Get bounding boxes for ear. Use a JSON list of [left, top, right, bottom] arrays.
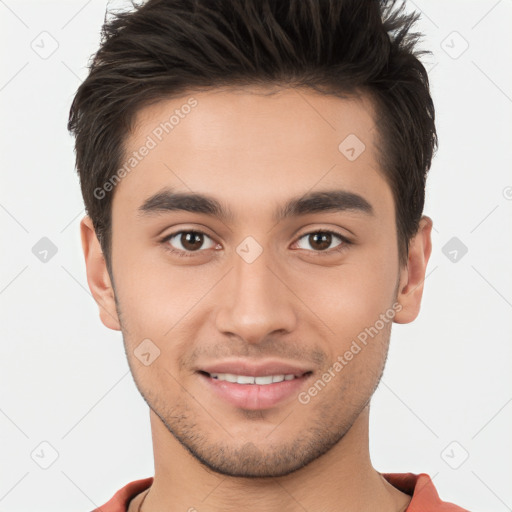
[[393, 215, 433, 324], [80, 215, 121, 331]]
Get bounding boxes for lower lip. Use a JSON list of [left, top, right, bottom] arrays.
[[197, 372, 312, 410]]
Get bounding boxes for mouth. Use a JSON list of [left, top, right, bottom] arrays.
[[196, 370, 314, 410]]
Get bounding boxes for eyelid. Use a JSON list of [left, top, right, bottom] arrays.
[[294, 227, 351, 243]]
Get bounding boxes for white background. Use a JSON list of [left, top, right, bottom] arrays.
[[0, 0, 511, 510]]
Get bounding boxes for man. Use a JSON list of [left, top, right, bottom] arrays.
[[68, 0, 470, 510]]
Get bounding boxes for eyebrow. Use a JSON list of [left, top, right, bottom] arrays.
[[137, 187, 374, 223]]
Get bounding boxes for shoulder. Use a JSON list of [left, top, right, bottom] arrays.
[[381, 472, 471, 511], [91, 477, 153, 512]]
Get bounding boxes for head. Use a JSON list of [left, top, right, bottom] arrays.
[[71, 0, 435, 478]]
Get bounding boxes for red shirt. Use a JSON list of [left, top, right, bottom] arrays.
[[92, 473, 470, 511]]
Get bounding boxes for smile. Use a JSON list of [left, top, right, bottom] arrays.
[[197, 370, 313, 410]]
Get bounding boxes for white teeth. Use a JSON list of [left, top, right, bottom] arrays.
[[209, 373, 298, 384], [236, 375, 255, 384], [255, 375, 273, 385]]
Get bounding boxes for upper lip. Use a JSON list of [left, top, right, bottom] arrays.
[[198, 359, 313, 377]]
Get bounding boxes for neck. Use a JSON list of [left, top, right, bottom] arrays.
[[134, 406, 411, 512]]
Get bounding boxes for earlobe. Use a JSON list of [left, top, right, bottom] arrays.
[[393, 215, 433, 324], [80, 216, 121, 331]]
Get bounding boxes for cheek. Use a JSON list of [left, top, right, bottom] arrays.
[[112, 256, 220, 378], [113, 245, 213, 327], [301, 257, 397, 384], [311, 261, 397, 334]]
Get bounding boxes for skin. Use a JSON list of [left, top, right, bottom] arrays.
[[81, 86, 432, 512]]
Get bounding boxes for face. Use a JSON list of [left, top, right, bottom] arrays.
[[82, 86, 431, 478]]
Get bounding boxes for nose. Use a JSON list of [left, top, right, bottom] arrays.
[[214, 245, 298, 345]]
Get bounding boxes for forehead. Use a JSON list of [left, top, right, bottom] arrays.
[[114, 86, 390, 219]]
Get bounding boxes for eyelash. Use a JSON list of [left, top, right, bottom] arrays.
[[160, 229, 352, 258]]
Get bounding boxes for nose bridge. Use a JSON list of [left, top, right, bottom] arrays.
[[215, 239, 297, 342]]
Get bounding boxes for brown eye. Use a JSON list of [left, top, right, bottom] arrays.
[[164, 230, 216, 254], [295, 230, 347, 253], [180, 232, 204, 251], [309, 232, 332, 251]]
